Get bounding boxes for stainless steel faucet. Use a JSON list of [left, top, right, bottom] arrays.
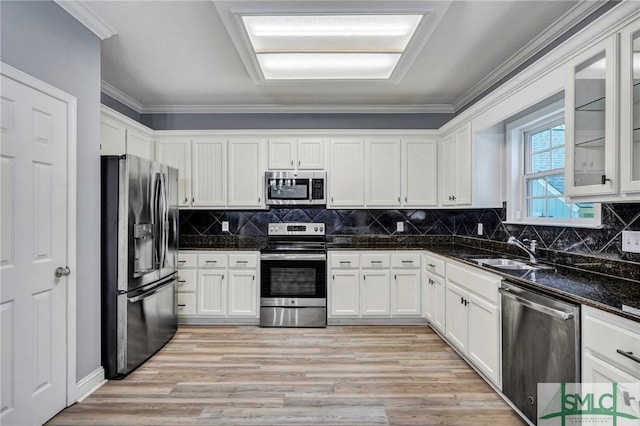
[[507, 236, 538, 264]]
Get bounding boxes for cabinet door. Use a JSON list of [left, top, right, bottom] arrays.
[[297, 138, 325, 169], [425, 275, 436, 323], [582, 351, 639, 384], [467, 292, 500, 385], [361, 270, 390, 316], [445, 282, 468, 353], [366, 139, 401, 206], [433, 274, 446, 333], [565, 36, 617, 197], [100, 115, 126, 155], [329, 139, 365, 207], [454, 125, 472, 205], [403, 139, 438, 206], [268, 138, 296, 170], [228, 138, 264, 207], [228, 270, 257, 317], [620, 20, 640, 193], [329, 270, 360, 317], [126, 128, 154, 160], [197, 269, 226, 316], [157, 138, 191, 207], [192, 138, 227, 207], [391, 270, 421, 316], [439, 134, 457, 206]]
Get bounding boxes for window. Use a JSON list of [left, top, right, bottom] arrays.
[[504, 100, 601, 228]]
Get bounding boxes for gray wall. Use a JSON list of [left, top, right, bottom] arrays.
[[1, 1, 101, 381]]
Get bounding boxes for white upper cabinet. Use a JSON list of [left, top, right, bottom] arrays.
[[439, 124, 472, 206], [402, 138, 438, 207], [329, 138, 365, 207], [191, 138, 227, 207], [620, 19, 640, 193], [100, 106, 154, 160], [156, 137, 191, 207], [365, 138, 401, 207], [565, 36, 618, 197], [268, 137, 325, 170], [228, 138, 265, 208]]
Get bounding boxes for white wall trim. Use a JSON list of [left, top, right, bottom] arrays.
[[101, 104, 153, 136], [75, 367, 106, 403], [101, 81, 144, 113], [53, 1, 116, 40], [154, 128, 440, 138], [139, 104, 455, 114], [0, 62, 78, 407], [452, 1, 606, 111]]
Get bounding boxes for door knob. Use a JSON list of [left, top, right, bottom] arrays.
[[55, 266, 71, 278]]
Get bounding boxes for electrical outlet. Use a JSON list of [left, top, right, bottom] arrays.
[[622, 230, 640, 253], [477, 223, 483, 235], [396, 222, 404, 232], [222, 221, 229, 232]]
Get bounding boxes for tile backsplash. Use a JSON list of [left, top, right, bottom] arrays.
[[179, 203, 640, 262]]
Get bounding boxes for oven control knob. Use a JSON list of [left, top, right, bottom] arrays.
[[290, 300, 295, 304], [314, 227, 318, 232], [319, 226, 324, 232]]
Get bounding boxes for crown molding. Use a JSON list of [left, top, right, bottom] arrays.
[[101, 81, 144, 113], [53, 1, 116, 40], [451, 0, 607, 111], [139, 104, 455, 114]]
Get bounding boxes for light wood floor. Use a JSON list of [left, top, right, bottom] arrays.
[[48, 326, 525, 425]]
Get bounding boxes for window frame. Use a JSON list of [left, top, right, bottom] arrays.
[[505, 101, 602, 228]]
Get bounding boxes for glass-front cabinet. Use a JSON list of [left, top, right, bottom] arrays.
[[565, 36, 617, 197], [621, 20, 640, 193]]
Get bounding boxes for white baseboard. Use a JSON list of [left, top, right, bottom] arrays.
[[75, 367, 106, 403]]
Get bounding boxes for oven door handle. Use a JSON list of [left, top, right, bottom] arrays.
[[260, 253, 326, 261]]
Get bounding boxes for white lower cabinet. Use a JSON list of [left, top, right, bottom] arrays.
[[177, 251, 259, 322], [444, 260, 501, 386], [328, 251, 422, 320], [582, 305, 640, 384], [424, 252, 446, 334]]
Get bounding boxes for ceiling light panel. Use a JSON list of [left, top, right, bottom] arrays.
[[257, 53, 402, 80], [243, 14, 423, 52]]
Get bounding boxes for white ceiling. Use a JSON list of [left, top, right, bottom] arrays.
[[76, 0, 602, 113]]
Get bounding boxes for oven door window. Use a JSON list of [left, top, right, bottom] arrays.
[[267, 180, 309, 200], [261, 260, 326, 298]]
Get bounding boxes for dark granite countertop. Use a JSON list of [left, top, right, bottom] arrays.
[[327, 238, 640, 323], [179, 235, 265, 251]]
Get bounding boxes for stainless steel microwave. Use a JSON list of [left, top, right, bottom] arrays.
[[265, 171, 326, 205]]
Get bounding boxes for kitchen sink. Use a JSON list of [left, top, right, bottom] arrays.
[[471, 258, 551, 271]]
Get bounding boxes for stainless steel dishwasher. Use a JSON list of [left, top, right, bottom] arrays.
[[500, 281, 580, 424]]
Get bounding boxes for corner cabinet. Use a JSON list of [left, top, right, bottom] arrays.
[[565, 35, 618, 197]]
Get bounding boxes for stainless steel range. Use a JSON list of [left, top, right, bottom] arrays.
[[260, 222, 327, 328]]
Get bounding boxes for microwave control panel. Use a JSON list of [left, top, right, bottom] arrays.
[[311, 179, 325, 200]]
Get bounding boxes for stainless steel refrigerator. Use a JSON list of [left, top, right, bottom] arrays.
[[101, 154, 179, 379]]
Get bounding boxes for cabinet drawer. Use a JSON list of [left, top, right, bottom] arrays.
[[446, 262, 501, 303], [583, 307, 640, 376], [177, 293, 196, 316], [176, 270, 196, 293], [177, 252, 197, 268], [229, 253, 258, 268], [198, 253, 227, 268], [424, 253, 445, 277], [391, 252, 421, 269], [361, 254, 390, 268], [330, 253, 360, 268]]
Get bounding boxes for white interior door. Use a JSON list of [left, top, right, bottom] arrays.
[[1, 75, 68, 425]]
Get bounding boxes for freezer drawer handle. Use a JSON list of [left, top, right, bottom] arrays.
[[128, 279, 176, 303], [499, 288, 574, 320], [616, 349, 640, 364]]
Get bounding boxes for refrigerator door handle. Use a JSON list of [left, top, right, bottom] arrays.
[[127, 276, 176, 303], [152, 172, 162, 270], [159, 173, 168, 269]]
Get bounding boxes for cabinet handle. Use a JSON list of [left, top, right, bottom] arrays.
[[398, 197, 400, 202], [192, 197, 195, 203], [453, 195, 457, 201], [401, 260, 413, 263], [178, 260, 186, 264], [178, 280, 186, 283], [427, 263, 435, 268], [363, 275, 366, 280], [253, 275, 255, 281], [405, 197, 407, 202], [616, 349, 640, 364], [258, 197, 261, 203], [205, 260, 217, 263], [178, 304, 186, 307], [333, 274, 335, 280], [460, 297, 464, 304], [236, 260, 248, 264], [183, 197, 188, 204], [601, 175, 612, 185], [370, 260, 383, 264], [331, 197, 334, 202], [298, 160, 301, 166], [394, 274, 397, 280], [291, 160, 294, 166], [464, 299, 469, 306], [339, 261, 351, 264]]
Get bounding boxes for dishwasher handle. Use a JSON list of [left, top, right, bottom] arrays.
[[499, 287, 574, 320]]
